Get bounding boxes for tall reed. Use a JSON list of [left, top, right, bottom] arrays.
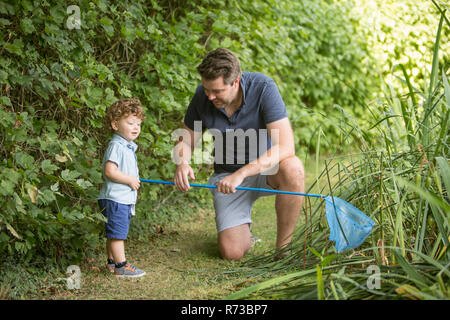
[[226, 3, 449, 300]]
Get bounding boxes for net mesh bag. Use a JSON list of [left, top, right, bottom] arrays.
[[325, 196, 375, 252]]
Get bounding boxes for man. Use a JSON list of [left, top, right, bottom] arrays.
[[173, 48, 304, 260]]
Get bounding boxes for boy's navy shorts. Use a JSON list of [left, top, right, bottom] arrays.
[[98, 199, 133, 240]]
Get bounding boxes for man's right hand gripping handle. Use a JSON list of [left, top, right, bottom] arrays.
[[174, 163, 195, 192]]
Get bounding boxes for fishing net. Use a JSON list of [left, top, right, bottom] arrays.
[[325, 196, 375, 252], [140, 179, 376, 253]]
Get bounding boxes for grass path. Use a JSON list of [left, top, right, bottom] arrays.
[[47, 157, 320, 300], [50, 196, 284, 300]]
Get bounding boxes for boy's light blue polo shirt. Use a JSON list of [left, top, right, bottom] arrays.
[[98, 134, 139, 205]]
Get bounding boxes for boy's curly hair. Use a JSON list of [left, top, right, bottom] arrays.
[[105, 98, 145, 131]]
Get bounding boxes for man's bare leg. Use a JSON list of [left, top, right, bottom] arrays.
[[267, 156, 305, 252], [218, 223, 251, 261], [217, 156, 304, 261]]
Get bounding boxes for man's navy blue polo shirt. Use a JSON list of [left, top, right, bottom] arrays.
[[184, 71, 288, 173]]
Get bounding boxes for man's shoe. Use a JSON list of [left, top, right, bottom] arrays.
[[250, 234, 261, 248]]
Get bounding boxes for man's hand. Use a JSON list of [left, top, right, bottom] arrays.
[[217, 171, 245, 194], [174, 163, 195, 192]]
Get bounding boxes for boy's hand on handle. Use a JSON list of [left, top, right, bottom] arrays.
[[128, 176, 141, 190], [174, 163, 195, 192], [104, 161, 140, 190]]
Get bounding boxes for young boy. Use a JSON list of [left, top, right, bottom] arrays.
[[97, 98, 146, 278]]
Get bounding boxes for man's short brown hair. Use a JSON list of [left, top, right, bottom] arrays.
[[106, 98, 145, 131], [196, 48, 242, 85]]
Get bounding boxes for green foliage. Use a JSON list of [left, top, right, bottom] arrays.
[[0, 255, 64, 299], [0, 0, 380, 266], [198, 0, 381, 153], [0, 0, 199, 266], [353, 0, 449, 92]]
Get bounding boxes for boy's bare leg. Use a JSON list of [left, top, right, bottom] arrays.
[[108, 239, 126, 263], [106, 239, 114, 260]]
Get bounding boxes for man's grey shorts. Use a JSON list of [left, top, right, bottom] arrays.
[[208, 172, 274, 233]]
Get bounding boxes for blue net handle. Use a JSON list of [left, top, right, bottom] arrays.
[[141, 179, 374, 252], [140, 178, 326, 198]]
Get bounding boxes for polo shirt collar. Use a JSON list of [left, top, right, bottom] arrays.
[[112, 134, 138, 152], [239, 72, 247, 109]]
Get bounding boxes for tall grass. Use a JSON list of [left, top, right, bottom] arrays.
[[226, 4, 449, 300]]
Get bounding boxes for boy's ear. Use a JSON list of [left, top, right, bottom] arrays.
[[111, 120, 119, 131]]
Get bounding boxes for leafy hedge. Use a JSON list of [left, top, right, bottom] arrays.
[[0, 0, 385, 265], [353, 0, 449, 91]]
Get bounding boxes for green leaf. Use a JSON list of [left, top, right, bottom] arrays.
[[21, 0, 34, 13], [395, 176, 450, 213], [316, 264, 325, 300], [14, 152, 34, 170], [321, 254, 337, 268], [443, 71, 450, 109], [0, 18, 11, 26], [4, 39, 24, 57], [436, 157, 450, 196], [39, 189, 56, 205], [119, 87, 132, 98], [0, 70, 8, 83], [76, 179, 93, 189], [0, 180, 15, 196], [120, 24, 136, 41], [4, 168, 21, 184], [61, 169, 81, 182], [225, 268, 317, 300], [41, 159, 58, 174], [6, 222, 22, 240], [20, 18, 35, 34], [392, 250, 429, 289], [308, 246, 322, 259], [49, 6, 65, 24], [99, 17, 113, 26], [0, 96, 12, 106]]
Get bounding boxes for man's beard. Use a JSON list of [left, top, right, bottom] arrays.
[[213, 99, 231, 108]]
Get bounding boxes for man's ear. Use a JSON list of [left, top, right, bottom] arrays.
[[233, 76, 240, 88]]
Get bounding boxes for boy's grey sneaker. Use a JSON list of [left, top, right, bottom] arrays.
[[106, 262, 115, 273], [114, 263, 146, 278]]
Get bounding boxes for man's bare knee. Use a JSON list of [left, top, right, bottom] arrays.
[[283, 156, 304, 180], [219, 246, 246, 261], [218, 225, 251, 261], [269, 156, 304, 190], [218, 238, 249, 261]]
